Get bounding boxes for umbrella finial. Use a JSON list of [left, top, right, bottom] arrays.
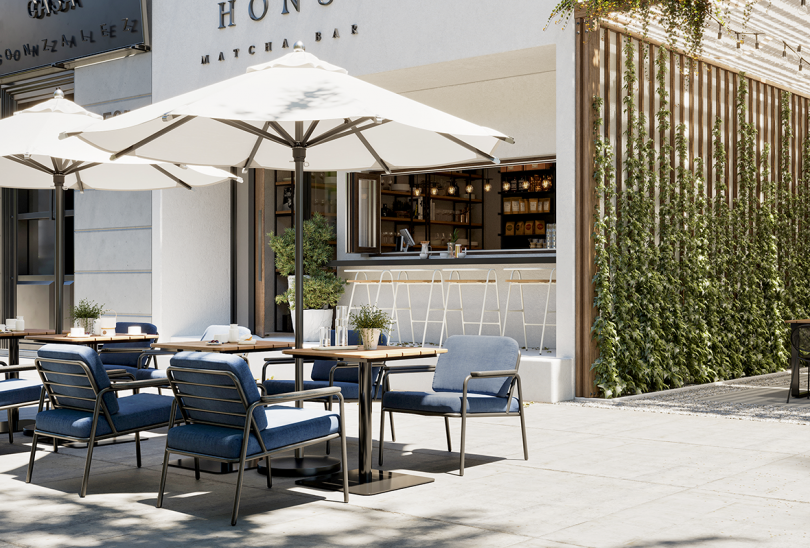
[[54, 88, 65, 99], [294, 41, 305, 51]]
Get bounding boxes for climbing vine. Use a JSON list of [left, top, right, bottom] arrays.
[[591, 37, 809, 397]]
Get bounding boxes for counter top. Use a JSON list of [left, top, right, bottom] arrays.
[[332, 250, 556, 267]]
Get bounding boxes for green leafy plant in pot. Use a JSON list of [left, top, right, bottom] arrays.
[[268, 213, 346, 341], [70, 298, 105, 334], [349, 305, 395, 350]]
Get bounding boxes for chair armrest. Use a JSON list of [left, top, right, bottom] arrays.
[[263, 357, 297, 365], [106, 369, 132, 378], [1, 364, 37, 373], [470, 370, 518, 378], [99, 348, 146, 354], [382, 365, 436, 375], [111, 378, 170, 390], [260, 386, 341, 404]]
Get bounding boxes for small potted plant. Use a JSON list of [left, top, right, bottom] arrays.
[[447, 228, 460, 256], [269, 213, 346, 341], [349, 305, 395, 350], [70, 298, 105, 334]]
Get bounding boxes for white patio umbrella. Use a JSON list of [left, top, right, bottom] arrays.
[[69, 43, 513, 484], [0, 90, 238, 333]]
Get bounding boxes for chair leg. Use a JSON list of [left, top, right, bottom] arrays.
[[26, 433, 38, 483], [389, 412, 396, 443], [519, 408, 529, 460], [378, 408, 386, 466], [80, 435, 98, 498], [231, 457, 248, 526], [135, 432, 142, 468], [265, 457, 272, 488], [156, 449, 171, 508], [444, 417, 452, 452], [53, 437, 58, 453], [459, 413, 467, 476], [194, 457, 200, 480], [6, 410, 12, 444], [339, 407, 349, 503]]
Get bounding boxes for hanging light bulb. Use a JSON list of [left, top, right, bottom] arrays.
[[484, 181, 492, 192], [430, 184, 438, 196], [465, 183, 474, 195], [502, 180, 511, 192], [734, 34, 744, 57], [447, 181, 458, 196], [412, 186, 421, 197], [799, 0, 808, 14], [717, 23, 723, 41]]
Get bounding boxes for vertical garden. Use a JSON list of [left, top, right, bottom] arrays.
[[591, 34, 810, 398]]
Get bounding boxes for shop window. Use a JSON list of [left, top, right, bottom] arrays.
[[349, 174, 381, 254]]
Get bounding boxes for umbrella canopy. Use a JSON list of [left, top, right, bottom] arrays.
[[71, 45, 514, 173], [70, 44, 513, 425], [0, 90, 239, 333]]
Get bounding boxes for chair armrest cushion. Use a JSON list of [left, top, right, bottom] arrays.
[[260, 387, 341, 403], [470, 370, 518, 378]]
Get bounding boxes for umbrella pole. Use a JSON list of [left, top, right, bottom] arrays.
[[293, 144, 305, 459], [53, 176, 65, 335]]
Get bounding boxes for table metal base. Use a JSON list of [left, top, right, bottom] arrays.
[[297, 469, 434, 496], [261, 456, 341, 477], [169, 458, 259, 475]]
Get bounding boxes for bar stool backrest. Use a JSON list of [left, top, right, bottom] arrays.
[[432, 336, 520, 397], [168, 352, 267, 431], [791, 325, 810, 361], [37, 344, 118, 413], [311, 330, 388, 382]]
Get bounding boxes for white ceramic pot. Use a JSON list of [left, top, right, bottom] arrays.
[[291, 309, 333, 342], [360, 328, 381, 350]]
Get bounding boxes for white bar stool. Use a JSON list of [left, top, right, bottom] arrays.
[[502, 268, 556, 350], [387, 269, 445, 346], [440, 268, 502, 346], [345, 270, 396, 318]]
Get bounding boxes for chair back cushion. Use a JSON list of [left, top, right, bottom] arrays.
[[99, 322, 158, 367], [37, 344, 119, 414], [168, 352, 267, 431], [432, 336, 520, 397], [791, 325, 810, 360], [200, 325, 251, 342], [311, 331, 387, 382]]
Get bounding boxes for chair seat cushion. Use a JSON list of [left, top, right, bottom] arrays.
[[35, 393, 177, 438], [166, 405, 340, 459], [103, 365, 167, 381], [0, 378, 42, 407], [264, 379, 384, 401], [383, 391, 519, 414]]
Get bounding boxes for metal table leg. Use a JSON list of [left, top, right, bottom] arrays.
[[297, 359, 434, 496], [791, 323, 805, 399]]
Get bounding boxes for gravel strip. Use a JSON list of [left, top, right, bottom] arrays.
[[561, 371, 810, 425]]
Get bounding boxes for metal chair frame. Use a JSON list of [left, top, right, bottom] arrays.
[[440, 269, 502, 346], [26, 357, 171, 497], [0, 363, 47, 443], [501, 268, 556, 350], [158, 366, 349, 526], [788, 324, 810, 403], [378, 352, 528, 476]]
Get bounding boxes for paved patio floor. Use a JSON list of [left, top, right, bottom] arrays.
[[3, 377, 810, 547]]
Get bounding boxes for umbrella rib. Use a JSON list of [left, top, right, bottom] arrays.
[[310, 120, 389, 148], [75, 171, 85, 193], [438, 133, 499, 164], [268, 122, 295, 146], [151, 165, 193, 190], [7, 155, 54, 175], [67, 162, 101, 175], [352, 129, 391, 174], [307, 117, 372, 147], [110, 115, 196, 161], [214, 119, 291, 148], [302, 120, 319, 144], [243, 122, 272, 170]]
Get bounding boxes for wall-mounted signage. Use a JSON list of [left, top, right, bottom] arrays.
[[0, 0, 149, 79]]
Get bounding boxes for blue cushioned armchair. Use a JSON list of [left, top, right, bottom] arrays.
[[0, 363, 45, 444], [27, 344, 176, 497], [99, 322, 167, 381], [158, 352, 349, 526], [378, 335, 528, 475]]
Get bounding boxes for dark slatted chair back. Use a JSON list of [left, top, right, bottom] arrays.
[[36, 345, 118, 414], [792, 325, 810, 361]]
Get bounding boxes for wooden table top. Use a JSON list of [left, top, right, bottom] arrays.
[[25, 333, 159, 343], [785, 319, 810, 324], [0, 329, 54, 339], [151, 340, 290, 353], [282, 346, 448, 362]]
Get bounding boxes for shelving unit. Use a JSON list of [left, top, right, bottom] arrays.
[[499, 164, 556, 250], [380, 170, 489, 251]]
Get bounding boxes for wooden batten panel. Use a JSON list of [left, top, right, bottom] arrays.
[[755, 79, 761, 200], [616, 31, 623, 195], [604, 29, 610, 141], [708, 64, 714, 199]]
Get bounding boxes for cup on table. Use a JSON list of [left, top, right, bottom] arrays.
[[5, 319, 16, 331], [0, 324, 5, 332], [319, 326, 331, 348], [128, 326, 142, 335], [70, 327, 85, 337]]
